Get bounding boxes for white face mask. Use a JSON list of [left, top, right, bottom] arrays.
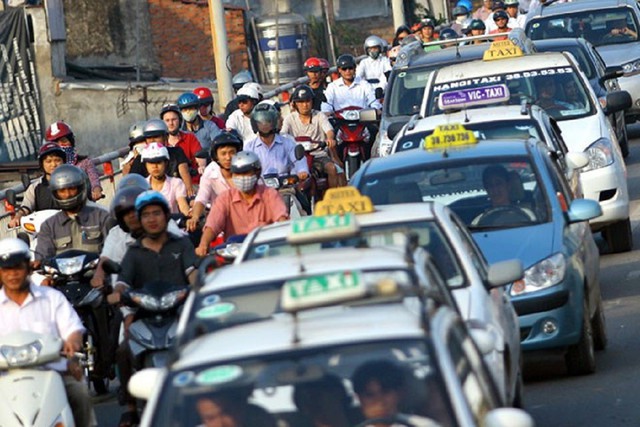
[[232, 175, 258, 193], [181, 109, 198, 123]]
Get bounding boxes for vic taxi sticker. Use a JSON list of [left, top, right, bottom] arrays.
[[423, 124, 477, 150], [438, 84, 510, 110], [195, 365, 243, 385]]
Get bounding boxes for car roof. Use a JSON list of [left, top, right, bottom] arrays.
[[432, 52, 571, 83], [174, 303, 426, 370], [398, 43, 489, 69], [202, 246, 417, 292], [533, 38, 589, 50], [250, 203, 439, 244], [531, 0, 636, 17]]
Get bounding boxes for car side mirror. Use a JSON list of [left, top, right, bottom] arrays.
[[374, 87, 384, 99], [484, 407, 535, 427], [567, 199, 602, 223], [604, 90, 632, 115], [294, 144, 305, 161], [565, 151, 589, 170], [129, 368, 164, 401], [598, 70, 624, 86], [487, 259, 523, 288], [387, 121, 409, 141]]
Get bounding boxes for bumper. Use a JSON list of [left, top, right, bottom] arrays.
[[580, 163, 629, 228], [618, 73, 640, 118]]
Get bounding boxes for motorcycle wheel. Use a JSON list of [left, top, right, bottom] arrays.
[[346, 155, 361, 181]]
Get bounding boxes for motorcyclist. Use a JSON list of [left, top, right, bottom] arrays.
[[226, 84, 261, 142], [223, 69, 255, 120], [160, 103, 203, 179], [141, 143, 189, 216], [439, 27, 460, 48], [186, 131, 242, 233], [8, 142, 66, 228], [356, 35, 392, 92], [112, 190, 197, 427], [0, 237, 95, 427], [35, 164, 114, 262], [120, 121, 147, 175], [193, 86, 226, 129], [177, 92, 221, 150], [466, 19, 488, 41], [195, 152, 288, 256], [321, 54, 382, 114], [45, 121, 103, 201], [488, 10, 512, 37], [450, 6, 471, 36], [418, 19, 441, 51], [281, 85, 344, 189], [504, 0, 526, 29], [304, 57, 328, 111]]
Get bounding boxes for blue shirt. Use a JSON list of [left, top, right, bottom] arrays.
[[244, 134, 309, 176], [184, 119, 221, 150]]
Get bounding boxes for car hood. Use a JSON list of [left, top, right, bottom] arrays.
[[596, 43, 640, 67], [555, 114, 601, 152], [472, 222, 555, 269]]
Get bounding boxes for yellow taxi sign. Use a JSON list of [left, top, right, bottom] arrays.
[[314, 187, 375, 217], [423, 124, 477, 150], [483, 39, 523, 61]]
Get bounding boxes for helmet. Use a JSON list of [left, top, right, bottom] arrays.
[[128, 121, 146, 145], [419, 18, 435, 29], [232, 70, 253, 91], [236, 85, 260, 102], [0, 238, 31, 269], [439, 27, 459, 40], [45, 121, 75, 145], [243, 82, 263, 99], [135, 190, 170, 218], [363, 35, 384, 59], [49, 164, 88, 211], [336, 54, 356, 69], [193, 87, 214, 105], [210, 131, 243, 161], [141, 142, 170, 163], [469, 19, 486, 30], [303, 57, 322, 72], [456, 0, 473, 12], [493, 0, 505, 10], [250, 102, 279, 134], [318, 58, 330, 72], [160, 103, 182, 121], [143, 119, 169, 138], [504, 0, 519, 5], [177, 92, 200, 110], [38, 142, 66, 168], [493, 10, 509, 20], [117, 173, 150, 191], [230, 151, 261, 174], [291, 85, 314, 103], [111, 186, 146, 232], [452, 6, 468, 16]]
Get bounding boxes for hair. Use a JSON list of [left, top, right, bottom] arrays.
[[352, 360, 405, 395], [293, 375, 351, 411], [482, 165, 510, 187]]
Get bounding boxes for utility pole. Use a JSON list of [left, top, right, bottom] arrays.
[[208, 0, 234, 112], [391, 0, 406, 28]]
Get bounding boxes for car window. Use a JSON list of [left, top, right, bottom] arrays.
[[387, 67, 436, 116], [448, 213, 489, 278], [536, 44, 596, 80], [542, 150, 574, 204], [527, 7, 639, 47]]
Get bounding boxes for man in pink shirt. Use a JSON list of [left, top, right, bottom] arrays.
[[195, 152, 287, 256]]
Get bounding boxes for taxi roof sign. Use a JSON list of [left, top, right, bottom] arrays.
[[281, 271, 366, 312], [424, 124, 478, 151], [438, 84, 510, 111], [287, 213, 360, 245], [483, 39, 523, 61], [314, 187, 375, 217]]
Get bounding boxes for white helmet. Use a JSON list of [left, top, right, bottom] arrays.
[[0, 238, 31, 268], [141, 142, 170, 163], [243, 82, 263, 98], [237, 85, 260, 102]]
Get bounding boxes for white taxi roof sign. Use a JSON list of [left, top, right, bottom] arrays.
[[424, 124, 478, 151], [314, 187, 375, 217], [281, 271, 366, 312], [483, 39, 523, 61], [287, 212, 360, 245]]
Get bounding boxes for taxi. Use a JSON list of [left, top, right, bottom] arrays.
[[419, 38, 632, 253], [350, 124, 607, 376], [128, 271, 535, 427], [232, 189, 525, 406]]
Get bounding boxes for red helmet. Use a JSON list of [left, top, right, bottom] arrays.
[[193, 87, 214, 105], [303, 57, 322, 72], [45, 121, 74, 142], [318, 58, 330, 72]]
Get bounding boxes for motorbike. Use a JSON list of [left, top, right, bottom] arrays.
[[263, 144, 311, 217], [333, 107, 378, 180], [0, 331, 78, 426], [42, 249, 118, 394], [294, 136, 330, 205]]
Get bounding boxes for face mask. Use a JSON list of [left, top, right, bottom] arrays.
[[61, 146, 76, 164], [232, 175, 258, 193], [368, 50, 380, 60], [181, 109, 198, 123]]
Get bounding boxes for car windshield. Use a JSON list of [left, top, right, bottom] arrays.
[[387, 67, 436, 116], [535, 44, 596, 80], [527, 7, 639, 47], [150, 340, 456, 427], [358, 156, 550, 230], [427, 66, 594, 121], [245, 221, 465, 288], [394, 120, 543, 153]]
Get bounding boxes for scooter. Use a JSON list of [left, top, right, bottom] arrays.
[[263, 170, 308, 218], [334, 107, 378, 180], [295, 136, 329, 205], [0, 331, 77, 426]]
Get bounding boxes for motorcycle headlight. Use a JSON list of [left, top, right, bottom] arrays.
[[510, 253, 566, 296], [264, 177, 280, 188], [582, 138, 614, 172], [56, 255, 86, 275], [129, 292, 161, 311], [379, 131, 393, 157], [1, 340, 42, 367], [622, 60, 640, 74], [160, 289, 188, 310], [343, 110, 360, 121]]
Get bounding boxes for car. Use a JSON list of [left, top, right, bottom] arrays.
[[351, 131, 607, 375], [526, 0, 640, 124], [129, 273, 535, 427], [419, 39, 632, 252], [533, 38, 629, 156], [231, 198, 525, 405]]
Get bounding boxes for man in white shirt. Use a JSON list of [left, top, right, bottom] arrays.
[[356, 35, 392, 92], [226, 85, 260, 143], [321, 54, 382, 114]]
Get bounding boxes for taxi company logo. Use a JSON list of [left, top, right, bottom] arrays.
[[195, 302, 236, 319], [195, 365, 243, 385], [440, 84, 509, 108], [291, 214, 351, 234], [433, 76, 502, 92], [287, 272, 361, 300]]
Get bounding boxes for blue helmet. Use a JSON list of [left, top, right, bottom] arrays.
[[135, 190, 170, 218], [177, 92, 200, 110], [456, 0, 473, 13]]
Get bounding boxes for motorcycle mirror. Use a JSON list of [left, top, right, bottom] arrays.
[[101, 259, 121, 275], [359, 108, 378, 123], [20, 173, 30, 191], [294, 144, 305, 161], [196, 256, 218, 290], [374, 87, 384, 100], [5, 189, 16, 207]]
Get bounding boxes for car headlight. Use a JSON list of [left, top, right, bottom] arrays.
[[622, 60, 640, 74], [1, 340, 42, 367], [510, 253, 566, 296], [379, 131, 393, 157], [56, 255, 86, 275], [582, 138, 614, 172]]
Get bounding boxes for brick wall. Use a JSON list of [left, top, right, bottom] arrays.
[[147, 0, 249, 79]]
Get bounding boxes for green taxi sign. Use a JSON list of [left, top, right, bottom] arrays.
[[281, 271, 367, 312], [287, 213, 360, 245]]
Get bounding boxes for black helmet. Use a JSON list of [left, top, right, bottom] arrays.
[[230, 151, 261, 174], [336, 54, 356, 69], [210, 131, 243, 162], [250, 102, 280, 135], [49, 164, 88, 211], [493, 10, 509, 21], [469, 19, 486, 30], [117, 173, 150, 191], [111, 186, 146, 232], [291, 85, 314, 103], [38, 142, 66, 169], [160, 103, 182, 122], [0, 238, 31, 269], [439, 28, 459, 40]]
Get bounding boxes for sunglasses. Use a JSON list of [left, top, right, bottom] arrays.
[[340, 67, 355, 71]]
